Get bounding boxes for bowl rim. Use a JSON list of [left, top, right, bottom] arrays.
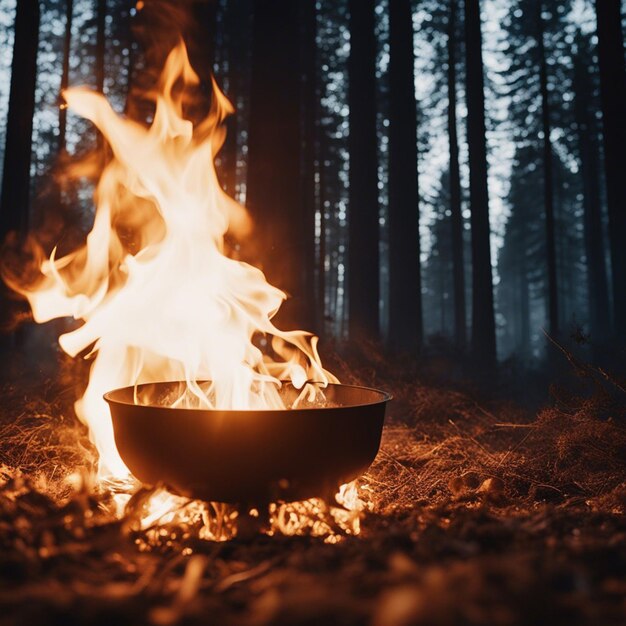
[[103, 381, 392, 412]]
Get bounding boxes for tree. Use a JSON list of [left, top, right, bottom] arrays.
[[96, 0, 106, 94], [446, 0, 466, 349], [95, 0, 107, 168], [47, 0, 74, 218], [0, 0, 40, 241], [423, 170, 455, 338], [499, 0, 583, 354], [347, 0, 379, 341], [595, 0, 626, 342], [387, 0, 422, 352], [300, 0, 320, 333], [187, 0, 217, 88], [58, 0, 74, 156], [317, 0, 350, 337], [573, 32, 610, 347], [463, 0, 496, 364], [535, 1, 558, 337], [214, 0, 251, 199], [246, 0, 314, 330], [498, 146, 546, 359]]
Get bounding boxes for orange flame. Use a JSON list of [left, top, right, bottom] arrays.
[[16, 42, 337, 479]]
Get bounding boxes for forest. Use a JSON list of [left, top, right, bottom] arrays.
[[0, 1, 625, 625]]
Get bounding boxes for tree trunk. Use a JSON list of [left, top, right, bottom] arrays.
[[58, 0, 74, 155], [188, 0, 217, 89], [125, 0, 136, 116], [574, 39, 610, 347], [387, 0, 422, 352], [347, 0, 380, 341], [0, 0, 40, 344], [247, 0, 313, 330], [0, 0, 40, 241], [535, 1, 559, 338], [439, 247, 445, 333], [447, 0, 466, 350], [519, 235, 530, 358], [96, 0, 106, 93], [594, 0, 626, 342], [49, 0, 73, 216], [95, 0, 107, 165], [301, 0, 319, 334], [463, 0, 496, 365], [317, 149, 327, 335], [217, 0, 243, 197]]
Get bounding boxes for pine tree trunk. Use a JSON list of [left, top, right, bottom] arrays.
[[387, 0, 422, 352], [247, 0, 313, 330], [188, 0, 216, 88], [50, 0, 73, 216], [447, 0, 466, 350], [0, 0, 40, 241], [536, 1, 559, 338], [317, 149, 327, 334], [348, 0, 380, 341], [95, 0, 107, 165], [0, 0, 40, 343], [217, 0, 241, 197], [58, 0, 74, 155], [594, 0, 626, 342], [96, 0, 106, 93], [463, 0, 496, 365], [574, 41, 610, 346], [553, 166, 567, 330], [519, 238, 530, 358], [300, 0, 318, 334], [439, 248, 446, 332]]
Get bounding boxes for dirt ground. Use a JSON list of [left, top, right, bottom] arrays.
[[1, 334, 625, 626]]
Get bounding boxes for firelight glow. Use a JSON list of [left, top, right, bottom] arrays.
[[16, 42, 337, 480]]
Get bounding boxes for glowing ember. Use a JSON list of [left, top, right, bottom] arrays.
[[12, 41, 338, 482]]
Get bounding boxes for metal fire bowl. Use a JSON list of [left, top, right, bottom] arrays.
[[104, 382, 390, 504]]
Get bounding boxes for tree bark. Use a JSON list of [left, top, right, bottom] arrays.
[[347, 0, 380, 341], [247, 0, 313, 330], [535, 1, 559, 338], [58, 0, 74, 155], [0, 0, 40, 241], [447, 0, 466, 350], [387, 0, 422, 352], [217, 0, 243, 197], [96, 0, 106, 93], [463, 0, 496, 365], [301, 0, 319, 334], [124, 1, 136, 115], [574, 38, 610, 346], [188, 0, 217, 89], [95, 0, 107, 165], [594, 0, 626, 341], [518, 232, 530, 358], [317, 149, 327, 335], [48, 0, 73, 216]]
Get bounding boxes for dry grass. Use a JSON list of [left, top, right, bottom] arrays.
[[0, 340, 625, 625]]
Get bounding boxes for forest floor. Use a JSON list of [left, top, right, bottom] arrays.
[[1, 330, 625, 626]]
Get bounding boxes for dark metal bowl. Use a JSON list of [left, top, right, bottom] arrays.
[[104, 382, 390, 504]]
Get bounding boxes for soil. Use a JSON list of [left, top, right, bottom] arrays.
[[1, 333, 625, 626]]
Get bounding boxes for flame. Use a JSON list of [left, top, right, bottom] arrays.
[[15, 41, 337, 479], [125, 480, 366, 545]]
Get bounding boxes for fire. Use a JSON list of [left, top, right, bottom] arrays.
[[13, 41, 337, 481]]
